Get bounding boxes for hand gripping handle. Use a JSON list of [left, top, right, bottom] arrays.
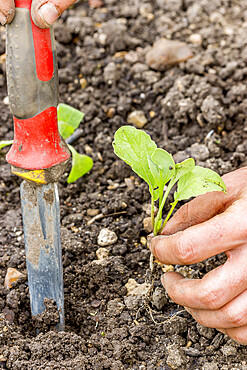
[[6, 0, 70, 170]]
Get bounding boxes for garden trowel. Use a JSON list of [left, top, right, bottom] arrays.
[[5, 0, 70, 330]]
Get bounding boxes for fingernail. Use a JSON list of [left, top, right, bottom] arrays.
[[161, 274, 166, 288], [38, 3, 59, 27], [0, 12, 7, 26], [151, 235, 165, 254]]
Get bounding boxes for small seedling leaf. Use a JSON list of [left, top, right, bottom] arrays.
[[113, 126, 158, 194], [57, 103, 84, 139], [174, 166, 226, 201], [58, 121, 75, 140], [67, 145, 93, 183], [0, 140, 13, 150], [151, 148, 175, 189]]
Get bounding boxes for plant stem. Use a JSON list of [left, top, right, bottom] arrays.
[[153, 181, 173, 235], [160, 200, 178, 233], [151, 195, 155, 228], [159, 187, 163, 209]]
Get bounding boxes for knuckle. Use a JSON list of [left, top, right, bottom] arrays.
[[198, 287, 222, 310], [175, 234, 196, 264], [180, 202, 196, 225]]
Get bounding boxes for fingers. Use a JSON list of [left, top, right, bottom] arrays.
[[219, 326, 247, 345], [161, 247, 247, 310], [163, 191, 228, 236], [31, 0, 77, 28], [151, 200, 247, 265], [0, 0, 15, 25], [163, 167, 247, 236], [185, 289, 247, 329]]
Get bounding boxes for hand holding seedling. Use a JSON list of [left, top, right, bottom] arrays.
[[151, 167, 247, 345], [0, 0, 77, 27]]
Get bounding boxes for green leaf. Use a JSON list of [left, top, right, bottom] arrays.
[[174, 165, 227, 201], [151, 148, 175, 189], [67, 145, 93, 183], [57, 103, 84, 139], [113, 126, 157, 195], [58, 122, 75, 140], [174, 158, 195, 181], [0, 140, 13, 150]]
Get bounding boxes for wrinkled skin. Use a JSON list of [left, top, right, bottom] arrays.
[[151, 168, 247, 344], [0, 0, 77, 28]]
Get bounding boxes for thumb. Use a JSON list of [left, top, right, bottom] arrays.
[[31, 0, 77, 28], [163, 190, 228, 236]]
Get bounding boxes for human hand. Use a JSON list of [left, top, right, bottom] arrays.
[[150, 167, 247, 344], [0, 0, 77, 28]]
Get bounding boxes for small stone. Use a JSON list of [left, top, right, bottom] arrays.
[[166, 344, 186, 369], [189, 33, 202, 45], [98, 33, 107, 45], [124, 177, 135, 191], [106, 107, 115, 118], [142, 70, 160, 84], [96, 247, 110, 260], [113, 51, 128, 58], [4, 267, 24, 288], [3, 96, 9, 105], [125, 51, 139, 64], [97, 228, 118, 246], [140, 236, 147, 245], [84, 144, 93, 155], [162, 264, 174, 273], [125, 278, 151, 296], [188, 143, 209, 161], [201, 95, 225, 125], [146, 38, 193, 71], [139, 3, 153, 17], [149, 111, 156, 118], [80, 78, 87, 89], [152, 287, 167, 310], [127, 110, 147, 128], [91, 299, 101, 308], [143, 217, 153, 233], [142, 203, 158, 216], [87, 208, 99, 217], [0, 355, 6, 362], [104, 62, 121, 84]]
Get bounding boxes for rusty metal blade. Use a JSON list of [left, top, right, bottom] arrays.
[[20, 180, 64, 330]]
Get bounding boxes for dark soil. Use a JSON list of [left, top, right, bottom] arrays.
[[1, 0, 247, 368]]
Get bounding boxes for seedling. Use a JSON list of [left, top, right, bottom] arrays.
[[113, 126, 226, 237], [0, 103, 93, 183]]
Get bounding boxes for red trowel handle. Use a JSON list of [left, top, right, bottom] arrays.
[[6, 0, 70, 170]]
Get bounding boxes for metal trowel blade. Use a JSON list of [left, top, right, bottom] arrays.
[[20, 180, 64, 331]]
